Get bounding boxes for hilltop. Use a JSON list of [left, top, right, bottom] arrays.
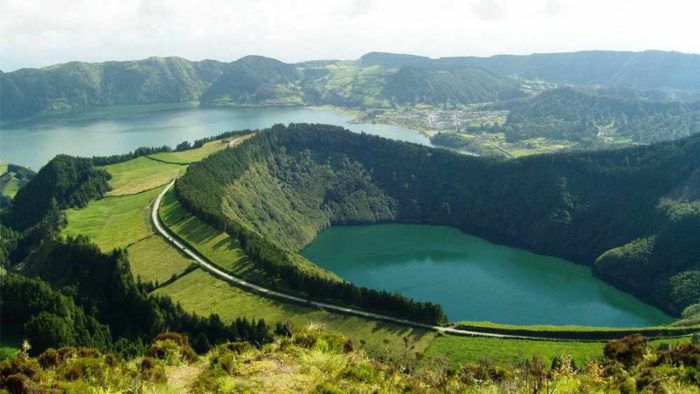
[[4, 50, 700, 120]]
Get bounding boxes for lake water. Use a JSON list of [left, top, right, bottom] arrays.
[[0, 104, 433, 170], [301, 224, 672, 326]]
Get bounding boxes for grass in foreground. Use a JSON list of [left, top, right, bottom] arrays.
[[103, 156, 184, 196], [5, 329, 700, 393], [126, 235, 194, 284], [64, 188, 160, 251]]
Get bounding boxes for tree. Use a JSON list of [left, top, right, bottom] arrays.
[[24, 312, 76, 354], [192, 333, 211, 354]]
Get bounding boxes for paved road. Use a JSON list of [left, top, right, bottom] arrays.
[[152, 181, 693, 341]]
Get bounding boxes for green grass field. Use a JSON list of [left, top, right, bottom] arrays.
[[159, 190, 256, 277], [103, 156, 184, 196], [64, 188, 160, 251], [148, 139, 232, 164], [126, 235, 193, 284], [155, 268, 435, 358], [427, 332, 691, 367]]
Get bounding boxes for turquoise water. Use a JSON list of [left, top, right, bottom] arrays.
[[1, 104, 432, 170], [302, 224, 672, 326]]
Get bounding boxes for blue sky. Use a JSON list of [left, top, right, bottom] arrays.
[[1, 0, 698, 71]]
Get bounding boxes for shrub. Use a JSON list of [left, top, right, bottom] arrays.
[[0, 356, 39, 380], [139, 357, 166, 383], [37, 349, 61, 368], [224, 342, 252, 354], [59, 356, 105, 381], [3, 373, 28, 394], [662, 343, 700, 368], [294, 334, 317, 349], [604, 335, 648, 367]]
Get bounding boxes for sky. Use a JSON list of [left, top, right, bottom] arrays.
[[1, 0, 699, 71]]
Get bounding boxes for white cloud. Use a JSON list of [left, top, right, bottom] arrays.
[[0, 0, 698, 71]]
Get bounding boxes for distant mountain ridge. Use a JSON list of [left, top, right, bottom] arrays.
[[2, 50, 700, 120]]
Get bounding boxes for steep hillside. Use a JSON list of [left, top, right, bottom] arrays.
[[176, 124, 700, 315], [441, 50, 700, 91], [6, 50, 700, 120], [199, 56, 302, 106], [0, 57, 225, 118], [382, 66, 523, 105], [501, 87, 700, 143]]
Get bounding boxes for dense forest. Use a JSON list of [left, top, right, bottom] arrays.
[[496, 87, 700, 143], [176, 124, 700, 317], [4, 50, 700, 120]]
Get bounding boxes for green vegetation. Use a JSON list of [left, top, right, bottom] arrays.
[[1, 155, 110, 231], [64, 188, 160, 251], [0, 163, 34, 207], [148, 139, 232, 164], [3, 121, 699, 391], [126, 235, 193, 285], [104, 156, 184, 196], [6, 50, 700, 121], [427, 335, 604, 367], [177, 124, 700, 317], [4, 329, 700, 393], [426, 334, 692, 368], [499, 86, 700, 144], [155, 269, 434, 358], [1, 56, 226, 119]]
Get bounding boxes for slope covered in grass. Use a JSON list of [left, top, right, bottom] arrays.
[[64, 188, 159, 251], [103, 156, 184, 196], [126, 235, 193, 284]]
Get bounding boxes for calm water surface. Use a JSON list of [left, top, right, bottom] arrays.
[[0, 104, 432, 170], [302, 224, 672, 326]]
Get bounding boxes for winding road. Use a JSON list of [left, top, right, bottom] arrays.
[[151, 181, 695, 342]]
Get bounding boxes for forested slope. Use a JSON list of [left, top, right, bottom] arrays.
[[7, 50, 700, 120], [500, 87, 700, 143], [176, 124, 700, 316]]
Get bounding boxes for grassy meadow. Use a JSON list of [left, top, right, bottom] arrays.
[[104, 156, 185, 196], [127, 235, 194, 284], [64, 188, 160, 251]]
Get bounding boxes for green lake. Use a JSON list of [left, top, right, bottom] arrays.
[[301, 224, 673, 326], [1, 104, 432, 170]]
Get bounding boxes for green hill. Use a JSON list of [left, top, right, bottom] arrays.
[[382, 65, 523, 105], [6, 50, 700, 120], [0, 163, 34, 208], [0, 57, 226, 119], [501, 87, 700, 143], [199, 55, 302, 106], [176, 124, 700, 317]]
